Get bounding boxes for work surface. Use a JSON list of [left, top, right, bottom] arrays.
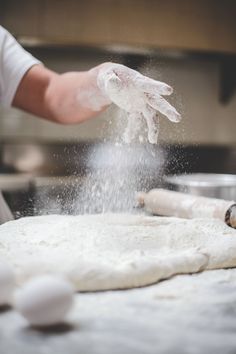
[[1, 269, 236, 354]]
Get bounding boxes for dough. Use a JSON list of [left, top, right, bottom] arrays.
[[0, 213, 236, 291]]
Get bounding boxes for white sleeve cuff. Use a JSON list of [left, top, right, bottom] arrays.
[[2, 59, 41, 107]]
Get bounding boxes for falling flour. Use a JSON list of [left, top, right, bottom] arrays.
[[73, 143, 163, 214]]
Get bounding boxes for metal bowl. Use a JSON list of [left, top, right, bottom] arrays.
[[164, 173, 236, 200]]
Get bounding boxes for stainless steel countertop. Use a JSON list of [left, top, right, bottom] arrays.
[[1, 268, 236, 354]]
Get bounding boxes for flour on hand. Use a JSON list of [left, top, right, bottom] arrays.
[[96, 64, 181, 144], [80, 63, 181, 144]]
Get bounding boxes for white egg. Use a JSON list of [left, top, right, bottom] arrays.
[[15, 275, 74, 326], [0, 260, 15, 305]]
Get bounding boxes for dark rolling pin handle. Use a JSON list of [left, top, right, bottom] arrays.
[[225, 204, 236, 228]]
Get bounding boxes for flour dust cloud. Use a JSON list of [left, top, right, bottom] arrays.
[[69, 106, 163, 214], [32, 109, 165, 216]]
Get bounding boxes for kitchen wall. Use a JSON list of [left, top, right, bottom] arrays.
[[0, 0, 235, 146], [2, 0, 236, 54]]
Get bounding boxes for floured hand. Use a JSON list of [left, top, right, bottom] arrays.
[[12, 57, 180, 142], [95, 63, 181, 143]]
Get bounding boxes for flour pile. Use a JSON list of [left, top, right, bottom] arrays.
[[0, 213, 236, 291]]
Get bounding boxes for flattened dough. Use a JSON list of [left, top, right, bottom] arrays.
[[0, 214, 236, 291]]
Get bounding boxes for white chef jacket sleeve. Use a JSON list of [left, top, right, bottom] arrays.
[[0, 26, 41, 107]]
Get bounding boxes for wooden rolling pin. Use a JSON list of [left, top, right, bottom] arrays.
[[0, 191, 14, 225], [137, 189, 236, 228]]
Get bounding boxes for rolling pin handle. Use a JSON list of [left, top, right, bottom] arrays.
[[136, 192, 146, 207], [225, 204, 236, 228]]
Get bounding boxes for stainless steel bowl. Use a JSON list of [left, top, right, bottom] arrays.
[[164, 173, 236, 200]]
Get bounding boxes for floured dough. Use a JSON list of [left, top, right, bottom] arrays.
[[0, 213, 236, 291]]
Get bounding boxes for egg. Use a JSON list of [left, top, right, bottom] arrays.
[[15, 275, 74, 326], [0, 259, 15, 306]]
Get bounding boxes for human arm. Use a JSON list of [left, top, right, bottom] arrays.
[[13, 62, 181, 130], [12, 64, 111, 124], [1, 26, 181, 142]]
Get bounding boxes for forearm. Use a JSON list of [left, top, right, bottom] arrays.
[[44, 68, 109, 124], [12, 65, 56, 120], [13, 64, 109, 124]]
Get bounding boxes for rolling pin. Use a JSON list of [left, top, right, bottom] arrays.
[[137, 188, 236, 228], [0, 191, 14, 225]]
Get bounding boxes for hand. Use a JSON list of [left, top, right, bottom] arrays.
[[95, 63, 181, 143], [13, 62, 180, 144]]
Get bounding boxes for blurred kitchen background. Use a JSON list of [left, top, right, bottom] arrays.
[[0, 0, 235, 216], [1, 0, 236, 144]]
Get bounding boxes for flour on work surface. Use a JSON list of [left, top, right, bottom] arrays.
[[0, 214, 236, 291]]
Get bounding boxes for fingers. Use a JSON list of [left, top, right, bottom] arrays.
[[97, 68, 122, 95], [146, 94, 181, 123], [142, 105, 160, 144], [135, 76, 173, 96], [105, 72, 123, 92], [112, 65, 173, 96], [123, 112, 142, 143], [97, 64, 181, 127], [103, 72, 127, 109]]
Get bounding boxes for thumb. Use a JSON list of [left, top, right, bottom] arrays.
[[105, 72, 122, 92]]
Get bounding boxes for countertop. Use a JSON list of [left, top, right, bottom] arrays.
[[1, 268, 236, 354]]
